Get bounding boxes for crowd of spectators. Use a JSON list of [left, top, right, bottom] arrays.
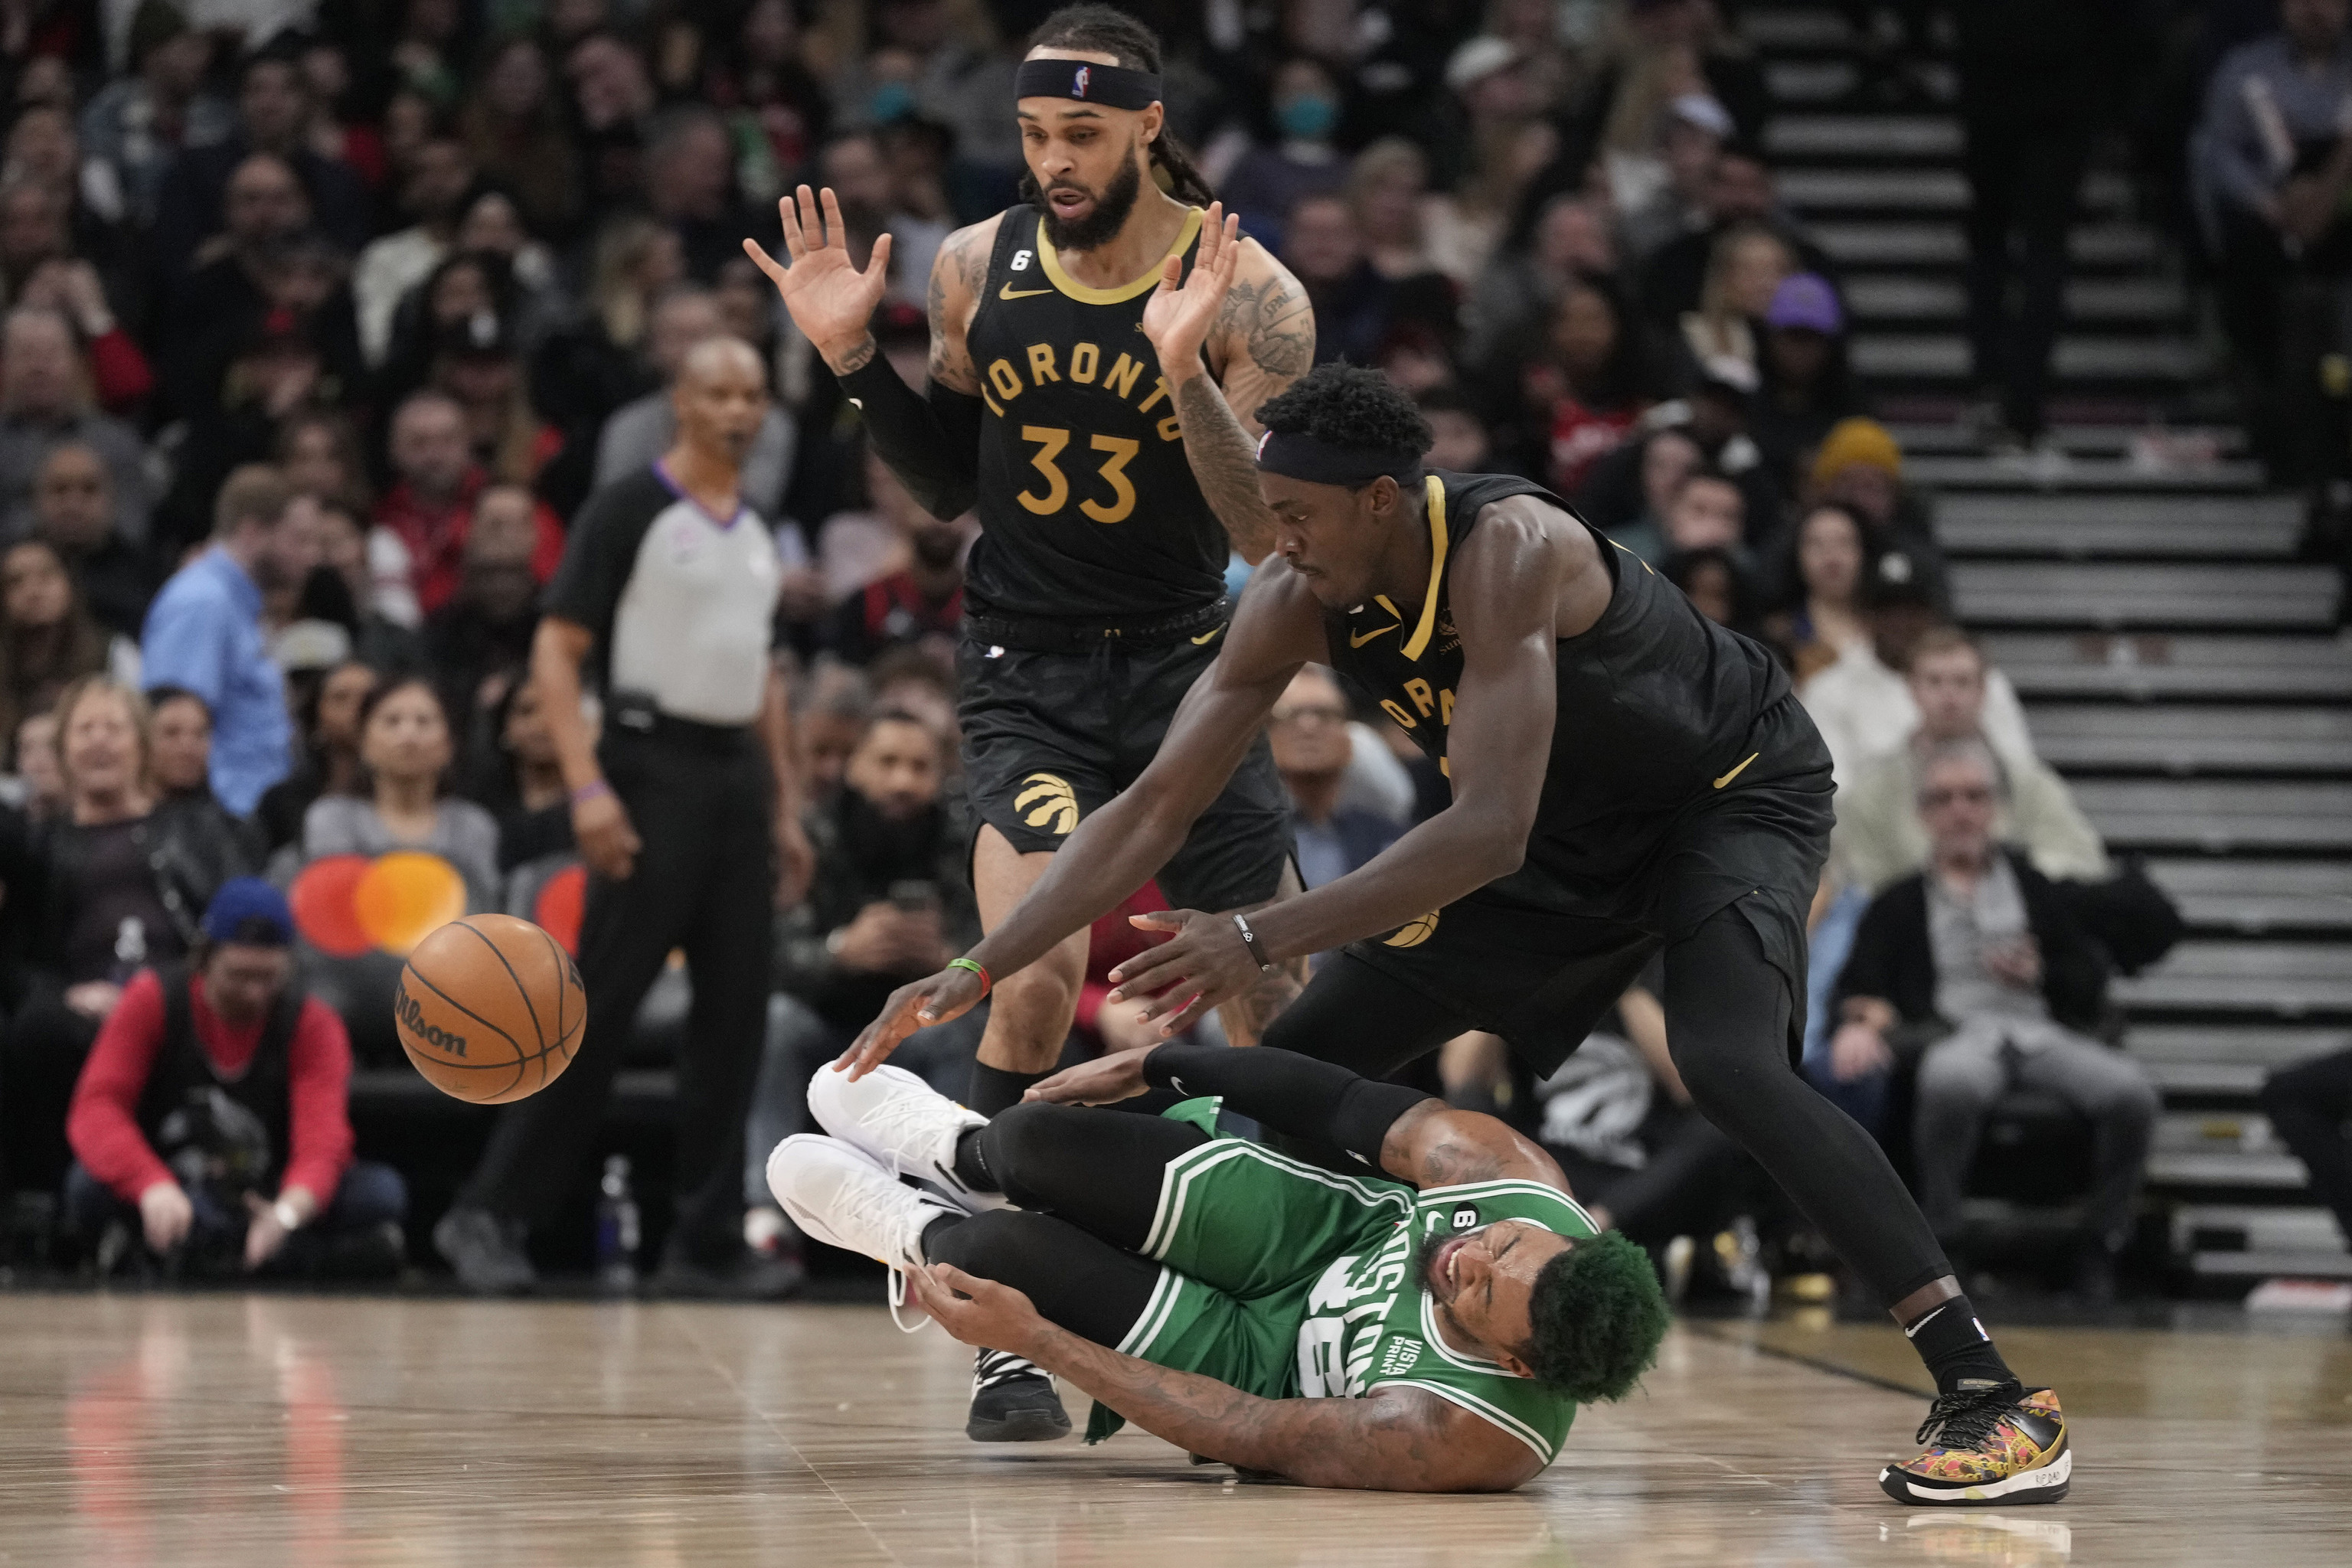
[[0, 0, 2239, 1292]]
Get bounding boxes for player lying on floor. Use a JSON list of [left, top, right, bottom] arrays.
[[767, 1043, 1669, 1493]]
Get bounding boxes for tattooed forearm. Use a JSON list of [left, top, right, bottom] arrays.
[[1217, 278, 1316, 382], [1024, 1325, 1536, 1491], [832, 336, 877, 374], [923, 224, 989, 392], [1174, 374, 1280, 560]]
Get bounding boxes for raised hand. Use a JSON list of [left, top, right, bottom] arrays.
[[1139, 201, 1242, 379], [743, 186, 893, 369]]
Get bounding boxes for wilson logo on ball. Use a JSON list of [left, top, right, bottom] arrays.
[[393, 982, 467, 1057]]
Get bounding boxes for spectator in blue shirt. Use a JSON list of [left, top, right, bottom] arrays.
[[1271, 666, 1403, 897], [139, 466, 320, 814]]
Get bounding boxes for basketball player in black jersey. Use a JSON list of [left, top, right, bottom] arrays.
[[846, 367, 2075, 1508], [746, 7, 1312, 1442]]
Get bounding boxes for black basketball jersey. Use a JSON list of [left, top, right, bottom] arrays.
[[963, 204, 1228, 621], [1327, 469, 1819, 919]]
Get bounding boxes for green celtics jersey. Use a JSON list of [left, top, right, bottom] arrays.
[[1292, 1179, 1600, 1465]]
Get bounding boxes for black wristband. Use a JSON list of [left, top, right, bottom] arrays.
[[1142, 1042, 1432, 1170], [835, 351, 982, 519], [1230, 912, 1275, 975]]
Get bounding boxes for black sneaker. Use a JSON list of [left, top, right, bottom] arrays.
[[433, 1207, 536, 1295], [651, 1244, 808, 1301], [968, 1349, 1072, 1442]]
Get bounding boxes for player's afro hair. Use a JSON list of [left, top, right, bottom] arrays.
[[1517, 1230, 1670, 1403], [1254, 363, 1433, 464]]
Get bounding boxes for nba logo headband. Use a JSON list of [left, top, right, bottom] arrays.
[[1014, 58, 1164, 109]]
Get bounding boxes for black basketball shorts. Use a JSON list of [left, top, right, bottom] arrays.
[[956, 629, 1293, 913]]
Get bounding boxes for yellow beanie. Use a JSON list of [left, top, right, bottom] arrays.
[[1811, 417, 1903, 488]]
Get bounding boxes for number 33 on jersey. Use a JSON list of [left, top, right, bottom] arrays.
[[965, 204, 1230, 621]]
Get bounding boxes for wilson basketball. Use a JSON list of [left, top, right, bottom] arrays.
[[395, 914, 586, 1104]]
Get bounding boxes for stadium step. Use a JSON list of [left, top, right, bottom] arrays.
[[2145, 861, 2352, 936], [2073, 780, 2352, 853], [2026, 704, 2352, 775], [1982, 635, 2352, 702], [2112, 942, 2352, 1019], [1952, 563, 2341, 630], [2148, 1111, 2306, 1190], [1811, 221, 2162, 272], [2128, 1025, 2352, 1094], [1846, 275, 2187, 328], [1936, 496, 2301, 558], [1909, 455, 2269, 495], [1762, 114, 1960, 161], [2170, 1206, 2351, 1280]]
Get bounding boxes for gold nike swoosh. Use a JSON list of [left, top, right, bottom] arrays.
[[1349, 622, 1400, 648], [1191, 625, 1224, 645], [1713, 753, 1760, 789], [999, 283, 1052, 300]]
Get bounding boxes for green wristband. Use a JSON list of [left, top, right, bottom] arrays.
[[948, 956, 991, 996]]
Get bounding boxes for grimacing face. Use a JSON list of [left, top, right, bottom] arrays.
[[1257, 472, 1406, 609], [1018, 47, 1161, 248], [1423, 1220, 1577, 1374]]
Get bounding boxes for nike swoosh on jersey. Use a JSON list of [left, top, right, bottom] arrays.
[[1191, 625, 1224, 645], [1713, 752, 1760, 789], [998, 283, 1052, 300], [1350, 622, 1400, 648]]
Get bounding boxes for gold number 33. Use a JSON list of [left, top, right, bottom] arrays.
[[1016, 426, 1140, 524]]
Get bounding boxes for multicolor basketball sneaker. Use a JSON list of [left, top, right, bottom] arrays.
[[1880, 1384, 2071, 1505]]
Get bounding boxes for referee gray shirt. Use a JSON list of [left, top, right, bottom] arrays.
[[547, 464, 782, 726]]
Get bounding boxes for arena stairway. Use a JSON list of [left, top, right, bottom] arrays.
[[1745, 5, 2352, 1284]]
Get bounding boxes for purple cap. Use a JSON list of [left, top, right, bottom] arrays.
[[1765, 273, 1843, 334]]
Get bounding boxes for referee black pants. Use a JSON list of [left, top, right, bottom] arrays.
[[462, 725, 773, 1264]]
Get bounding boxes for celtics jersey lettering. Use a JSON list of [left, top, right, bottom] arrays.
[[1326, 469, 1805, 916], [1294, 1179, 1599, 1465], [963, 204, 1229, 621]]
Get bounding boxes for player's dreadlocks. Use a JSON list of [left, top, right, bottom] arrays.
[[1517, 1230, 1671, 1403], [1021, 4, 1217, 207], [1255, 363, 1435, 465]]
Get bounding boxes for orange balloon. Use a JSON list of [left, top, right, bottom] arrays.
[[532, 863, 587, 956], [353, 853, 469, 956], [289, 855, 374, 957]]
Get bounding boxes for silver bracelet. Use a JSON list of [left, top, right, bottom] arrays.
[[1230, 913, 1276, 975]]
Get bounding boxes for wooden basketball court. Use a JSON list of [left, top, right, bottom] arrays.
[[2, 1292, 2346, 1565]]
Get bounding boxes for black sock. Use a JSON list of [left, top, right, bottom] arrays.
[[968, 1061, 1049, 1117], [1903, 1294, 2018, 1398], [919, 1212, 962, 1265], [952, 1126, 998, 1194]]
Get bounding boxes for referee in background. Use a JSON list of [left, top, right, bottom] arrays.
[[436, 338, 814, 1298]]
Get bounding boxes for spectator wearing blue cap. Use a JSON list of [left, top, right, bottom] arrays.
[[1753, 272, 1867, 504], [62, 877, 407, 1277]]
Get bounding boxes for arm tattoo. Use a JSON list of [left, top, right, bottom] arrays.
[[925, 226, 988, 391], [1218, 279, 1316, 382], [836, 338, 877, 374], [1027, 1325, 1534, 1491], [1174, 374, 1279, 560]]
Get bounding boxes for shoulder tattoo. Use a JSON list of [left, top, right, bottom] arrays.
[[1217, 276, 1315, 381]]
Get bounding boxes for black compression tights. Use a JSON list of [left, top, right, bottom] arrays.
[[1261, 903, 1953, 1308], [920, 1102, 1208, 1349]]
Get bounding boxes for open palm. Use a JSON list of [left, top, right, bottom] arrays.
[[1140, 201, 1242, 371], [743, 185, 892, 357]]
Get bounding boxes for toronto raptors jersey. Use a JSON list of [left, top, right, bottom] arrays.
[[963, 204, 1228, 621]]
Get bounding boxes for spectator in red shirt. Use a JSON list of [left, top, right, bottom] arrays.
[[374, 390, 563, 616], [64, 877, 406, 1278]]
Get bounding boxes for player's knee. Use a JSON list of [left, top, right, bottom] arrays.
[[977, 1101, 1073, 1207], [923, 1208, 1043, 1281]]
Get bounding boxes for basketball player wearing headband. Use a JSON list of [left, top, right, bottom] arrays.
[[746, 5, 1312, 1443], [843, 365, 2076, 1508]]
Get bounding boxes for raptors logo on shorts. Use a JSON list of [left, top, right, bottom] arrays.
[[1014, 773, 1080, 835], [1383, 909, 1441, 948]]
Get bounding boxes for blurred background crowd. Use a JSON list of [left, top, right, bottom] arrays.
[[0, 0, 2337, 1303]]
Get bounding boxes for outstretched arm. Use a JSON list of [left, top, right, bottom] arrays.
[[910, 1265, 1543, 1492], [836, 570, 1330, 1076], [1142, 203, 1315, 563], [744, 190, 991, 518]]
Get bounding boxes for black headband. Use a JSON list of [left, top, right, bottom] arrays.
[[1254, 428, 1424, 488], [1014, 59, 1163, 110]]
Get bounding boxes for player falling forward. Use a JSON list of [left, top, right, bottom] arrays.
[[771, 1047, 1668, 1492], [847, 365, 2073, 1506]]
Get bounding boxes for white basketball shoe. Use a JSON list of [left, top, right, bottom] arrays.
[[805, 1063, 1010, 1213], [764, 1134, 960, 1331]]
